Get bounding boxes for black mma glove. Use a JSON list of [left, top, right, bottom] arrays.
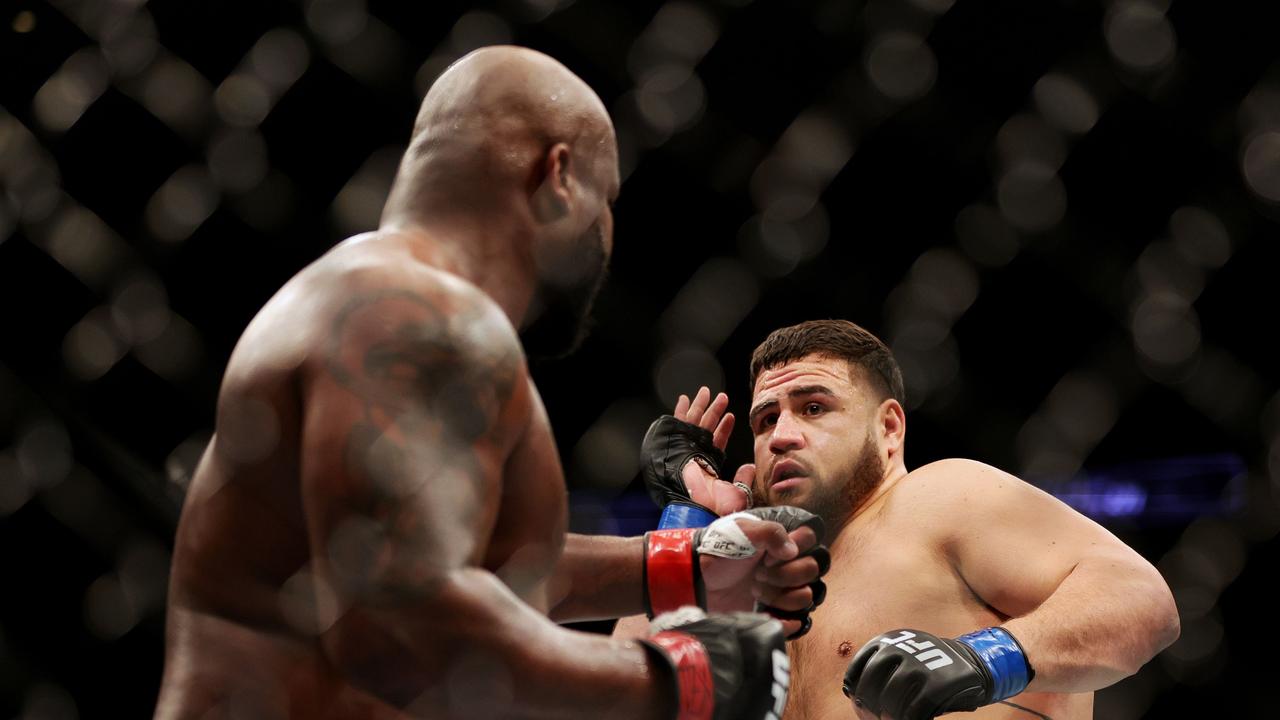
[[641, 608, 790, 720], [641, 414, 731, 528], [842, 627, 1035, 720]]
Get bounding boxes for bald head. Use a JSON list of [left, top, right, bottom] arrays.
[[418, 46, 611, 154], [381, 47, 620, 361], [384, 46, 618, 221]]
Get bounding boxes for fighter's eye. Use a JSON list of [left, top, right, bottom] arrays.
[[804, 402, 824, 415]]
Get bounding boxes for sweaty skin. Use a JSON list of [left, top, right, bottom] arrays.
[[619, 356, 1178, 720], [155, 47, 632, 719], [154, 46, 822, 720], [157, 241, 573, 718], [749, 355, 1178, 720]]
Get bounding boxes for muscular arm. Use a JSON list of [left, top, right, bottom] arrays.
[[930, 459, 1180, 694], [299, 285, 671, 718], [548, 534, 646, 623]]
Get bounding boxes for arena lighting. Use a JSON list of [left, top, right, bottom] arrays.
[[1036, 453, 1247, 522]]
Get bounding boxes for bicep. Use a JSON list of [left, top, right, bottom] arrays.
[[298, 287, 528, 603], [935, 461, 1135, 618]]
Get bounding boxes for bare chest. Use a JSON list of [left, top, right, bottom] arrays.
[[782, 528, 1004, 720]]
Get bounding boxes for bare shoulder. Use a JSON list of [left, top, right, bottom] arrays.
[[318, 236, 518, 339], [891, 459, 1067, 531], [893, 458, 1115, 554], [324, 260, 522, 365], [897, 458, 1028, 504], [299, 238, 532, 447]]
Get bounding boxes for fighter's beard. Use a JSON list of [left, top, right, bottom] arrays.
[[520, 226, 609, 362], [756, 434, 885, 530]]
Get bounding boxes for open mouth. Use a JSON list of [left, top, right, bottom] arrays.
[[769, 460, 807, 492]]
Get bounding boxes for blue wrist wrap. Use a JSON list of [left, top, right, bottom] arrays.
[[956, 627, 1033, 702], [658, 503, 717, 529]]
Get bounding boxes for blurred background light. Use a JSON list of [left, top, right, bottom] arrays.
[[2, 1, 1276, 718], [865, 32, 937, 102], [1105, 1, 1177, 73]]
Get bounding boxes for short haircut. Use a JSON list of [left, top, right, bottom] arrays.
[[749, 319, 905, 405]]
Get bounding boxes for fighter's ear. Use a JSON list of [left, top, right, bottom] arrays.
[[879, 398, 906, 456], [530, 142, 573, 222]]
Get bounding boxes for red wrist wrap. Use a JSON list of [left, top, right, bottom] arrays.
[[644, 529, 700, 616], [648, 631, 714, 720]]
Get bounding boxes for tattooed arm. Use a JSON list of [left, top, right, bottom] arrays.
[[298, 282, 672, 718]]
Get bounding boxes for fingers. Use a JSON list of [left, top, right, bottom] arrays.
[[753, 583, 814, 612], [710, 478, 752, 515], [849, 646, 899, 718], [687, 386, 712, 424], [762, 525, 815, 568], [712, 411, 734, 450], [779, 617, 811, 640], [755, 555, 821, 587], [736, 517, 798, 559], [720, 463, 754, 512], [843, 642, 879, 702], [702, 391, 729, 432], [790, 525, 819, 554], [675, 386, 731, 435]]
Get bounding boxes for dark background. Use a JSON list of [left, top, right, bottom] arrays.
[[2, 0, 1277, 717]]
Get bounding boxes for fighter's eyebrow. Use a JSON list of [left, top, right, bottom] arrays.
[[748, 384, 837, 425]]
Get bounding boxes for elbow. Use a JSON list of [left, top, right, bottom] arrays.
[[1151, 579, 1181, 654], [321, 567, 518, 707], [1124, 565, 1180, 675], [323, 605, 434, 707], [321, 569, 473, 707]]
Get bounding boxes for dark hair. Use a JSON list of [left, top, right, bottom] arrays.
[[749, 319, 905, 405]]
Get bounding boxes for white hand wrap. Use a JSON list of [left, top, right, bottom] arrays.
[[695, 512, 760, 560], [650, 606, 709, 633]]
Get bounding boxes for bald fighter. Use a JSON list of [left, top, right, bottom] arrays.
[[154, 47, 827, 720], [621, 320, 1180, 719]]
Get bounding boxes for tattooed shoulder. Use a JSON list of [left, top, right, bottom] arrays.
[[325, 284, 526, 446]]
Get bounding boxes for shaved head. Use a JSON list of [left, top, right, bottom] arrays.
[[417, 46, 612, 156], [382, 46, 621, 360], [386, 46, 617, 215]]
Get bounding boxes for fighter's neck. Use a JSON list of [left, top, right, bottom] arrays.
[[830, 465, 910, 539], [380, 220, 536, 329]]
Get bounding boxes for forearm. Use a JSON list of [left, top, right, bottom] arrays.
[[1002, 555, 1180, 693], [327, 566, 672, 718], [546, 533, 647, 623], [613, 614, 652, 640]]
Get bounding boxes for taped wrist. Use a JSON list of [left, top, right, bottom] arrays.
[[954, 626, 1035, 702], [659, 503, 718, 529], [643, 529, 706, 617], [640, 630, 715, 720]]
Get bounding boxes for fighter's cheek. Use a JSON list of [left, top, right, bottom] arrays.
[[751, 444, 770, 477]]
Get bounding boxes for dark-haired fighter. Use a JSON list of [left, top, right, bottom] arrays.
[[622, 319, 1179, 719]]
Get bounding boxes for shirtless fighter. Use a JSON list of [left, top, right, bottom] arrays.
[[625, 319, 1180, 719], [154, 47, 828, 719]]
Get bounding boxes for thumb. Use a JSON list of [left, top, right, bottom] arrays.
[[736, 516, 797, 560]]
